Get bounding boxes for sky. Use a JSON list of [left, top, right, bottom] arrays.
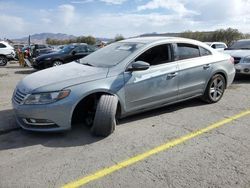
[[0, 0, 250, 39]]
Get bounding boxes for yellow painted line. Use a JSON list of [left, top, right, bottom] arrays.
[[62, 110, 250, 188]]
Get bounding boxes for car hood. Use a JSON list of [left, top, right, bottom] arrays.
[[17, 62, 109, 93], [224, 50, 250, 58]]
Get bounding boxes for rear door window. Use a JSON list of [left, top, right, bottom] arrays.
[[177, 43, 200, 60], [199, 47, 212, 56], [215, 44, 226, 49], [74, 46, 87, 53]]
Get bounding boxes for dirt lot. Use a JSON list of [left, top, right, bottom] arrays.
[[0, 62, 250, 188]]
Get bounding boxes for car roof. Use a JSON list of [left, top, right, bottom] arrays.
[[204, 42, 226, 45], [120, 37, 204, 45], [0, 41, 10, 45], [0, 41, 13, 48]]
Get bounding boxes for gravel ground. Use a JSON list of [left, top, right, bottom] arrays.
[[0, 63, 249, 188]]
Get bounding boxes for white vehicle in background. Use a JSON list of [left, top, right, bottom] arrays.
[[0, 41, 16, 66], [205, 42, 228, 52], [224, 39, 250, 75]]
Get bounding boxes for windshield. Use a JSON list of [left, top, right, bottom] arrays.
[[59, 45, 75, 53], [79, 42, 145, 68], [228, 40, 250, 50]]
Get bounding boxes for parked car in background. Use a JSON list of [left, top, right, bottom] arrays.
[[224, 39, 250, 75], [53, 45, 65, 51], [0, 41, 16, 66], [205, 42, 227, 52], [22, 44, 54, 58], [12, 37, 235, 136], [32, 43, 95, 69], [33, 44, 55, 57]]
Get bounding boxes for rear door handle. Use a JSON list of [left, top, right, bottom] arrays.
[[167, 72, 178, 79], [203, 64, 211, 70]]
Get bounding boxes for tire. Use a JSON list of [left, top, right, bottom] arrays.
[[52, 60, 63, 67], [201, 74, 226, 103], [91, 95, 118, 137], [0, 56, 8, 66]]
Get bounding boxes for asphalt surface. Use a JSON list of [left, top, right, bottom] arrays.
[[0, 62, 36, 132], [0, 63, 250, 188]]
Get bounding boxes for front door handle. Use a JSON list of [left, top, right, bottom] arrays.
[[203, 64, 211, 70], [167, 72, 178, 79]]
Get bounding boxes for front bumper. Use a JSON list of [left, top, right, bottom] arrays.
[[12, 98, 73, 132], [235, 63, 250, 75], [32, 60, 45, 69], [32, 58, 52, 69]]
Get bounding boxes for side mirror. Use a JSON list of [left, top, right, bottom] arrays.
[[127, 61, 150, 71], [71, 50, 76, 55]]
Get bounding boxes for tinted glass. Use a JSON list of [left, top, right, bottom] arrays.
[[38, 45, 47, 49], [135, 44, 172, 66], [177, 43, 200, 60], [0, 43, 7, 48], [59, 45, 76, 53], [74, 45, 88, 53], [79, 42, 144, 68], [200, 47, 212, 56], [215, 44, 226, 49]]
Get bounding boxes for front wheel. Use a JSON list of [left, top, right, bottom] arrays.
[[0, 56, 8, 66], [201, 74, 226, 103], [52, 60, 63, 67], [91, 95, 118, 137]]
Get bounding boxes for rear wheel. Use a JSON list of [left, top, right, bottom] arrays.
[[52, 60, 63, 67], [91, 95, 118, 137], [0, 56, 8, 66], [201, 74, 226, 103]]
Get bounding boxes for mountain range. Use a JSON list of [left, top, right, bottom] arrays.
[[12, 32, 184, 44], [13, 33, 112, 44]]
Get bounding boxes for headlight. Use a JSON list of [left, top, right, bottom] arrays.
[[243, 56, 250, 63], [24, 90, 70, 105]]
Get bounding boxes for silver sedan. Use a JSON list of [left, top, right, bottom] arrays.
[[224, 39, 250, 75], [12, 37, 235, 136]]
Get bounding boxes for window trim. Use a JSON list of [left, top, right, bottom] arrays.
[[125, 43, 175, 71], [199, 46, 212, 56], [175, 43, 201, 61], [173, 43, 212, 61]]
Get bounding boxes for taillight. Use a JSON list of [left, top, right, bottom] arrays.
[[230, 56, 234, 64]]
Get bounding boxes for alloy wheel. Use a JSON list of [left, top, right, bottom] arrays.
[[53, 61, 62, 66], [209, 77, 225, 101], [0, 57, 7, 66]]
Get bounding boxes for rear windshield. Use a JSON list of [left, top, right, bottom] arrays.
[[79, 42, 144, 68]]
